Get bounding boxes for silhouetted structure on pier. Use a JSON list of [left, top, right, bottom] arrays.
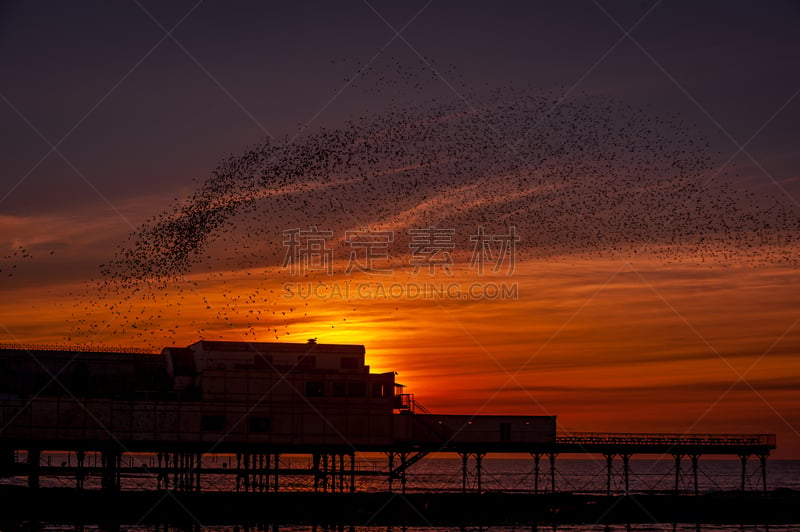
[[0, 341, 775, 494]]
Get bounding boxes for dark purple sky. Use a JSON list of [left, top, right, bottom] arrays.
[[1, 1, 799, 217]]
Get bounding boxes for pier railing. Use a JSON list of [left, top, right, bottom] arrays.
[[557, 432, 775, 446], [554, 432, 776, 454], [0, 343, 156, 354]]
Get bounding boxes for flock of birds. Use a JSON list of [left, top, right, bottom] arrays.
[[60, 76, 799, 347], [332, 53, 467, 98], [0, 246, 34, 278]]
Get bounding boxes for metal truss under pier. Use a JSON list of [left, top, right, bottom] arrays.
[[1, 432, 775, 495], [548, 432, 776, 495]]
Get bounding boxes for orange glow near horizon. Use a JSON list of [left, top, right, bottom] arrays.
[[1, 251, 798, 458]]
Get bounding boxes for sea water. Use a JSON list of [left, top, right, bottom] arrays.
[[3, 456, 798, 531]]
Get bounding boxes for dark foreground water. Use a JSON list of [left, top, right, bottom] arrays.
[[9, 524, 800, 531], [2, 458, 798, 531]]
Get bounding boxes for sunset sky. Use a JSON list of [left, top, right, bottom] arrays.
[[1, 2, 799, 458]]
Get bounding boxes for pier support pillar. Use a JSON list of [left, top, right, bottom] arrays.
[[759, 454, 768, 493], [157, 452, 162, 490], [531, 453, 542, 494], [76, 450, 85, 490], [690, 454, 700, 495], [400, 452, 408, 494], [273, 453, 280, 492], [673, 454, 682, 494], [195, 453, 202, 492], [244, 453, 252, 492], [269, 453, 274, 492], [172, 453, 179, 491], [739, 454, 749, 491], [27, 449, 40, 489], [621, 453, 631, 495], [350, 452, 356, 493], [340, 454, 345, 493], [387, 452, 395, 493], [604, 453, 614, 495], [334, 454, 340, 493], [257, 454, 263, 492], [323, 453, 329, 493], [331, 454, 336, 493], [313, 453, 321, 492], [101, 450, 121, 492], [548, 452, 558, 493], [235, 453, 242, 492], [475, 452, 485, 493], [335, 454, 341, 493], [157, 452, 167, 490], [265, 453, 272, 492], [460, 452, 468, 493]]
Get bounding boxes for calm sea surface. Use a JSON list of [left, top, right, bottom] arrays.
[[3, 456, 798, 531]]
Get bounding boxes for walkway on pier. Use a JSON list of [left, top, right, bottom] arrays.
[[4, 432, 776, 496], [518, 432, 776, 497], [555, 432, 775, 454]]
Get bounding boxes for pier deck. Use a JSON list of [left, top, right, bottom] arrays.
[[1, 430, 776, 496]]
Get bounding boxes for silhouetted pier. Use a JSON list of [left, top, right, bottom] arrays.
[[0, 341, 777, 498]]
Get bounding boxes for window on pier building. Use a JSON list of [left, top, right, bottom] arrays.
[[202, 414, 225, 432], [500, 422, 512, 442], [332, 382, 346, 396], [347, 382, 366, 397], [248, 416, 271, 433], [372, 382, 391, 398], [305, 381, 324, 397]]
